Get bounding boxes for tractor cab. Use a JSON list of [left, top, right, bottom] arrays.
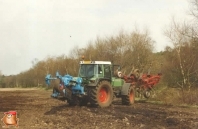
[[78, 61, 112, 79]]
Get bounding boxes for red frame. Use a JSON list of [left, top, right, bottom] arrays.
[[122, 72, 162, 91]]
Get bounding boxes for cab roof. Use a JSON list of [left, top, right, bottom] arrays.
[[80, 61, 111, 64]]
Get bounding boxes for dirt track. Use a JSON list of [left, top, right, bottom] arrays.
[[0, 88, 198, 129]]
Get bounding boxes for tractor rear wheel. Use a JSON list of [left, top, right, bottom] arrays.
[[122, 85, 135, 105], [89, 80, 113, 108]]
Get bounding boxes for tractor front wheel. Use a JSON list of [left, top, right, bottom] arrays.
[[89, 80, 113, 108]]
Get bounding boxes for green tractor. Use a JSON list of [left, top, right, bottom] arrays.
[[46, 60, 135, 108]]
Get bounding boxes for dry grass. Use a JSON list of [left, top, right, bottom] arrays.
[[153, 87, 198, 106]]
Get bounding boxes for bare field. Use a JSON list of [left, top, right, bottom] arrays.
[[0, 87, 41, 91], [0, 88, 198, 129]]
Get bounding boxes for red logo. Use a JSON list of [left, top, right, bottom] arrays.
[[1, 111, 19, 128]]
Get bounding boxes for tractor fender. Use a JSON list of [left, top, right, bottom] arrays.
[[121, 83, 131, 95]]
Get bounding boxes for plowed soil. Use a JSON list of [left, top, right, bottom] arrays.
[[0, 88, 198, 129]]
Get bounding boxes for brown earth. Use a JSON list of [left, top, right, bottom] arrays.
[[0, 88, 198, 129]]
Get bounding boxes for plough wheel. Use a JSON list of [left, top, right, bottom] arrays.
[[122, 85, 135, 105], [143, 89, 151, 98], [89, 80, 113, 107]]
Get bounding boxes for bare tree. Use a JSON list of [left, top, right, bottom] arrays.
[[189, 0, 198, 37], [164, 18, 198, 91]]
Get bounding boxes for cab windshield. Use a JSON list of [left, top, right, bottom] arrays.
[[79, 64, 98, 78]]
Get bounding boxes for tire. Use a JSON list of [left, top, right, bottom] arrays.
[[122, 85, 135, 105], [65, 88, 77, 106], [79, 97, 89, 106], [143, 89, 151, 98], [89, 80, 113, 108], [68, 97, 88, 106], [67, 94, 88, 106], [68, 95, 79, 106]]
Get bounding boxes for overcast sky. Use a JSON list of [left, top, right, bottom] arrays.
[[0, 0, 192, 75]]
